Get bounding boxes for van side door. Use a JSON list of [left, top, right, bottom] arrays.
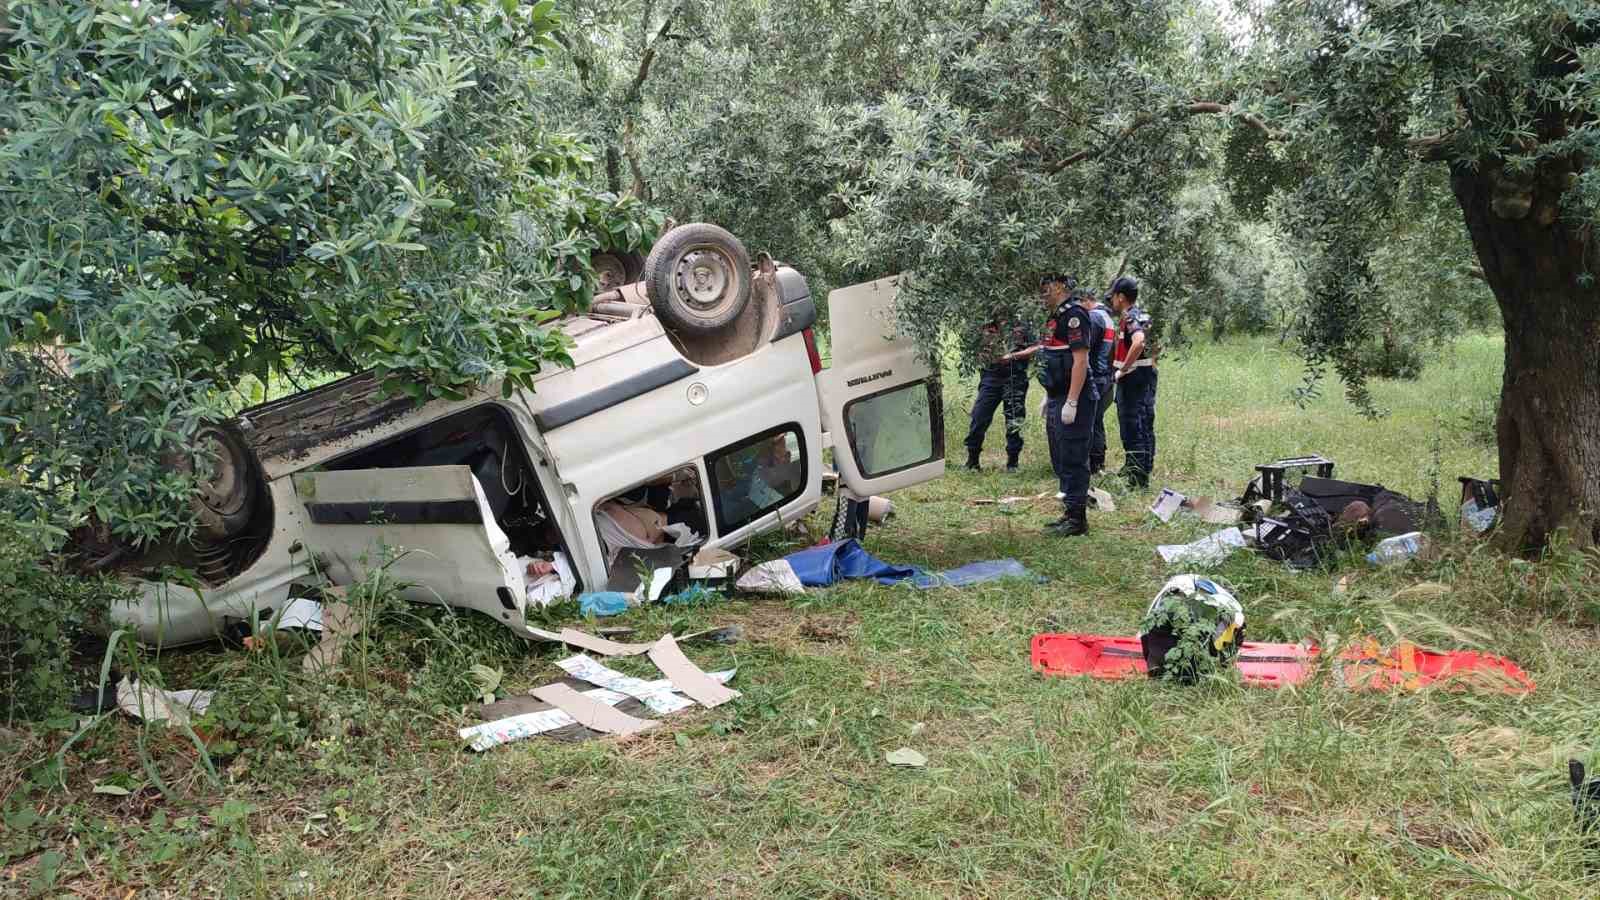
[[814, 276, 946, 495]]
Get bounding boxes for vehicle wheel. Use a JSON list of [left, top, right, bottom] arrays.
[[591, 250, 644, 291], [189, 425, 259, 541], [642, 223, 752, 334]]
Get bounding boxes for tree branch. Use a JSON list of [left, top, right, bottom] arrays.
[[1046, 101, 1281, 174], [1410, 131, 1458, 162]]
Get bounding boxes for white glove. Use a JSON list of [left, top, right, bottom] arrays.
[[1060, 400, 1078, 426], [1113, 366, 1126, 382]]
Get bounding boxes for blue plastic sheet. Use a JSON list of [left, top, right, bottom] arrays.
[[782, 540, 920, 587], [578, 592, 630, 617], [778, 540, 1035, 590], [907, 558, 1039, 590]]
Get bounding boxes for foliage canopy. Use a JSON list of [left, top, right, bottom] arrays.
[[0, 0, 659, 547]]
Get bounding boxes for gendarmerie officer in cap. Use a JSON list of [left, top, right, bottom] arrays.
[[1110, 275, 1157, 488], [1032, 273, 1097, 536], [963, 311, 1034, 472]]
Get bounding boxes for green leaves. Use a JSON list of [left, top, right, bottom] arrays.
[[1, 0, 656, 548]]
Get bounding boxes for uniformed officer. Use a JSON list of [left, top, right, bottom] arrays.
[[1080, 287, 1117, 475], [1110, 276, 1157, 489], [1034, 274, 1097, 536], [963, 314, 1034, 472]]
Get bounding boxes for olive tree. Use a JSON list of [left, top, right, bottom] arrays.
[[0, 0, 657, 551], [1234, 0, 1599, 550]]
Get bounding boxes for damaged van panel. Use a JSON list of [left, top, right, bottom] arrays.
[[113, 225, 947, 646], [293, 465, 530, 627]]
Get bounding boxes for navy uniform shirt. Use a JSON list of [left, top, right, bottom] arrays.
[[1085, 303, 1116, 379], [1114, 304, 1155, 369], [1039, 298, 1090, 396]]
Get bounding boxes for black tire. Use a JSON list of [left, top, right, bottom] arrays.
[[643, 223, 752, 334], [591, 250, 644, 291], [190, 425, 259, 541]]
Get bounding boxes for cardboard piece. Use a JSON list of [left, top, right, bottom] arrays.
[[556, 654, 692, 715], [462, 670, 737, 750], [648, 634, 740, 708], [557, 627, 654, 657], [530, 683, 659, 736], [302, 593, 359, 673]]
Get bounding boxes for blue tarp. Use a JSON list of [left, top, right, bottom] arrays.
[[782, 539, 920, 587], [779, 540, 1036, 590]]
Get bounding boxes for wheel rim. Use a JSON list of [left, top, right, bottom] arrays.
[[673, 245, 738, 319], [195, 430, 249, 518], [593, 254, 628, 290]]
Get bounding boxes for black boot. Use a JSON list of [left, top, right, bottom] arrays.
[[965, 448, 981, 470], [1043, 503, 1072, 533], [1005, 451, 1020, 472], [1060, 505, 1089, 537]]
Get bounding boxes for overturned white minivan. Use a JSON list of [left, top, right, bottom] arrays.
[[118, 225, 944, 645]]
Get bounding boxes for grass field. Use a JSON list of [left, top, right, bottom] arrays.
[[7, 333, 1600, 898]]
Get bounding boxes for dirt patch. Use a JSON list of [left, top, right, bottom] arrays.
[[799, 614, 860, 643]]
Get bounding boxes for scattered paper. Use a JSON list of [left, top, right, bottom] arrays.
[[885, 747, 927, 767], [648, 634, 740, 708], [1150, 488, 1186, 523], [530, 683, 659, 736], [116, 678, 214, 725], [272, 597, 325, 631], [736, 559, 806, 595], [460, 670, 737, 751], [633, 567, 674, 605], [1156, 527, 1247, 566], [689, 547, 740, 581], [1087, 488, 1117, 512], [557, 654, 692, 715]]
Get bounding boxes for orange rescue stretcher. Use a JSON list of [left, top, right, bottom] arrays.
[[1030, 634, 1534, 694]]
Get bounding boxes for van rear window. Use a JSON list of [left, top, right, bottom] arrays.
[[708, 426, 806, 533]]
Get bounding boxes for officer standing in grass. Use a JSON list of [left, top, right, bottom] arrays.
[[1110, 276, 1158, 488], [963, 314, 1034, 472], [1080, 286, 1117, 476], [1035, 274, 1097, 536]]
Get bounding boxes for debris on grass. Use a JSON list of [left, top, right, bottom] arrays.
[[885, 747, 927, 768], [115, 678, 214, 725], [302, 592, 358, 673], [1150, 488, 1185, 523], [461, 669, 738, 751], [530, 683, 659, 737], [578, 591, 631, 618], [557, 654, 694, 715], [1087, 487, 1117, 512], [736, 538, 1037, 594], [648, 634, 740, 708], [1156, 528, 1247, 566]]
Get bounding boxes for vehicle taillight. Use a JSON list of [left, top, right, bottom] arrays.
[[802, 327, 824, 374]]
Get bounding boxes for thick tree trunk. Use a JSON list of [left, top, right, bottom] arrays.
[[1450, 161, 1600, 552]]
